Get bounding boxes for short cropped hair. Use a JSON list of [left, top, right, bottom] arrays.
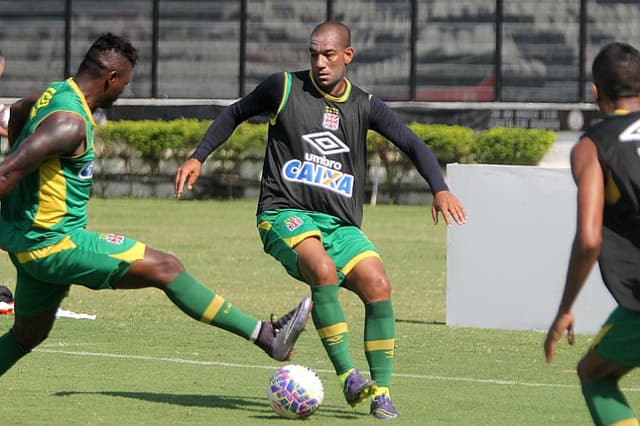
[[76, 33, 138, 78], [592, 42, 640, 101], [311, 21, 351, 48]]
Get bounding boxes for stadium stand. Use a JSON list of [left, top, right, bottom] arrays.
[[0, 0, 639, 102]]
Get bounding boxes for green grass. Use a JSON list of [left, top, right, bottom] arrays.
[[1, 198, 639, 425]]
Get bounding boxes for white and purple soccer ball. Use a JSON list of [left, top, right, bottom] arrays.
[[267, 364, 324, 419]]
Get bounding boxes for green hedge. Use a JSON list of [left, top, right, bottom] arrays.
[[95, 119, 556, 171], [409, 123, 475, 166], [473, 127, 556, 165], [95, 119, 267, 174]]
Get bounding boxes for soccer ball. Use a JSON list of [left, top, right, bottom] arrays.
[[267, 364, 324, 419]]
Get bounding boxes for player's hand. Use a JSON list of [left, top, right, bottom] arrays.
[[544, 311, 575, 363], [174, 158, 202, 199], [431, 190, 467, 227]]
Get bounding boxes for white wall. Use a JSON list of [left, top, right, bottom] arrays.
[[446, 164, 616, 334]]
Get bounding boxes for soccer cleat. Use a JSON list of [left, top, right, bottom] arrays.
[[343, 368, 377, 407], [262, 296, 312, 361], [370, 394, 400, 420]]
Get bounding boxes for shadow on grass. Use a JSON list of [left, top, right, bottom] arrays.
[[396, 318, 445, 325], [53, 391, 364, 419]]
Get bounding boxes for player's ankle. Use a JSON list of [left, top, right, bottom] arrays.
[[254, 321, 273, 351]]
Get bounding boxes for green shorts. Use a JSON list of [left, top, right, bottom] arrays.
[[8, 228, 146, 317], [591, 305, 640, 368], [256, 209, 380, 285]]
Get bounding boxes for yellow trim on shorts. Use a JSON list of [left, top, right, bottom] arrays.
[[258, 220, 272, 231], [109, 242, 146, 262], [283, 230, 322, 248], [591, 323, 614, 349], [15, 235, 76, 264], [317, 322, 348, 339], [201, 294, 225, 323], [611, 418, 640, 426], [342, 250, 381, 277], [365, 338, 395, 352]]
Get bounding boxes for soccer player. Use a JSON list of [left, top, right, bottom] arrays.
[[544, 42, 640, 425], [0, 50, 7, 139], [175, 21, 466, 420], [0, 33, 311, 378]]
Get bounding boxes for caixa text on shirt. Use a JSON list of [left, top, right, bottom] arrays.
[[282, 157, 354, 197]]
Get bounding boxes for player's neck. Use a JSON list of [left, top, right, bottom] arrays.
[[612, 98, 640, 114], [327, 78, 347, 97], [313, 76, 347, 97], [70, 75, 98, 111]]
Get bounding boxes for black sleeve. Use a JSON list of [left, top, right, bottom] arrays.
[[368, 96, 449, 193], [191, 73, 285, 162]]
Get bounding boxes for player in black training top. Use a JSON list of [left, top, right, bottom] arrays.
[[545, 42, 640, 425], [176, 21, 466, 421]]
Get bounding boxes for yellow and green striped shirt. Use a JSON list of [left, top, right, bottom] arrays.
[[0, 78, 96, 252]]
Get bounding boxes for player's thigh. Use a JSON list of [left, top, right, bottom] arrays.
[[13, 229, 145, 294], [322, 223, 381, 285], [9, 256, 70, 317], [257, 209, 381, 286], [342, 256, 391, 302], [257, 209, 322, 281], [581, 306, 640, 380]]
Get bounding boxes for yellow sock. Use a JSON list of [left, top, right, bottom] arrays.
[[374, 386, 390, 398], [338, 368, 355, 389]]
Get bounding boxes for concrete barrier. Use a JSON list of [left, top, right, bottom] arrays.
[[446, 163, 616, 334]]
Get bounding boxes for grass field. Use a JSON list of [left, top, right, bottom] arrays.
[[1, 198, 639, 425]]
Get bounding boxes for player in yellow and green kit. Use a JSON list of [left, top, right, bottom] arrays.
[[0, 33, 311, 379]]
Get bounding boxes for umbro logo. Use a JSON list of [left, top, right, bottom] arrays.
[[302, 131, 350, 155]]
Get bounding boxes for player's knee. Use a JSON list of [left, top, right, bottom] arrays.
[[11, 325, 50, 352], [577, 357, 593, 384], [302, 257, 337, 284], [377, 277, 392, 299], [577, 359, 586, 383], [365, 275, 392, 301], [150, 251, 184, 284]]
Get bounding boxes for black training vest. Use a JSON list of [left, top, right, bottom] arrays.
[[257, 70, 371, 227], [586, 111, 640, 310]]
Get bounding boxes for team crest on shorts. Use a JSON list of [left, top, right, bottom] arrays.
[[285, 215, 304, 232], [101, 233, 125, 245]]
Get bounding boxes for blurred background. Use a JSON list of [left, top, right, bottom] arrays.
[[1, 0, 639, 103]]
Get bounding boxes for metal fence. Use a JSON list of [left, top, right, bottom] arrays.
[[1, 0, 639, 103]]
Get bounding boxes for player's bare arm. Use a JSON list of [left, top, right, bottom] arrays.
[[544, 136, 604, 363], [8, 93, 40, 147], [0, 112, 86, 199]]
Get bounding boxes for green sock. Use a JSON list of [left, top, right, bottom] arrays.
[[582, 378, 639, 426], [364, 300, 395, 388], [0, 330, 28, 376], [311, 284, 353, 375], [164, 271, 259, 340]]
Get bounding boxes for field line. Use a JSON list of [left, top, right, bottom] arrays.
[[34, 348, 640, 393]]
